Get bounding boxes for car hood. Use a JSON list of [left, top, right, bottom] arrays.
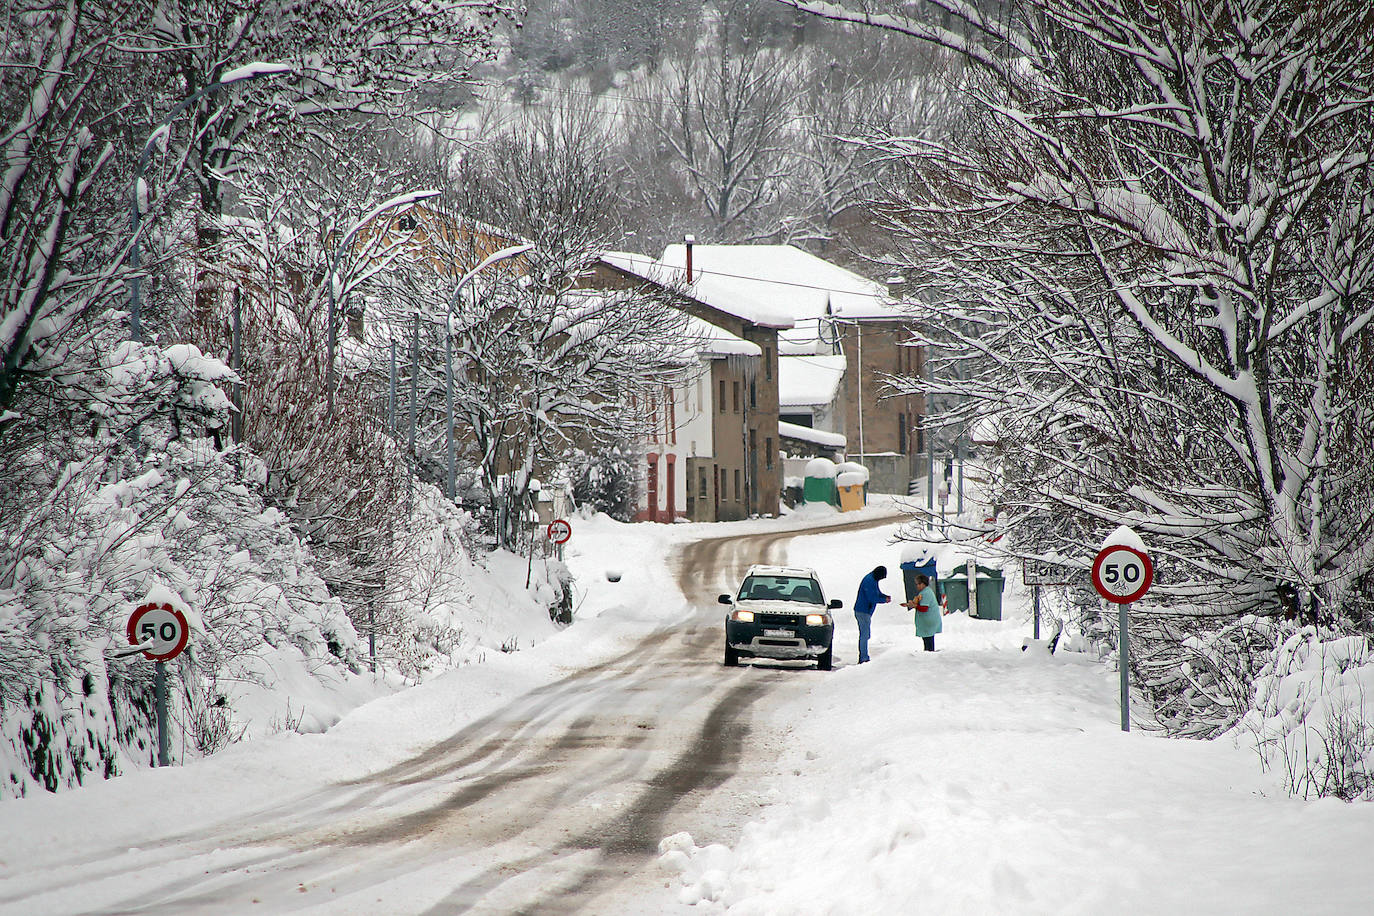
[[735, 599, 827, 616]]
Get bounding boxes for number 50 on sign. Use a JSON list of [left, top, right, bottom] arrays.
[[1091, 545, 1153, 604]]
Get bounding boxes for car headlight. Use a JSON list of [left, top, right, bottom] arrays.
[[732, 609, 754, 622], [805, 614, 829, 626]]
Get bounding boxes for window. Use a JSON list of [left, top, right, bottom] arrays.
[[720, 466, 727, 495], [898, 413, 907, 454], [733, 381, 741, 413], [765, 345, 772, 380], [699, 467, 708, 497], [750, 380, 756, 408], [766, 437, 773, 469], [719, 379, 726, 413], [734, 469, 741, 501]]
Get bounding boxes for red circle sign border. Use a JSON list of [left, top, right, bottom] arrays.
[[1090, 545, 1153, 604], [126, 602, 190, 661], [547, 519, 572, 545]]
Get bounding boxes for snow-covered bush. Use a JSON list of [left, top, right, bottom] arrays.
[[1132, 615, 1279, 739], [1240, 627, 1374, 801], [0, 316, 364, 797]]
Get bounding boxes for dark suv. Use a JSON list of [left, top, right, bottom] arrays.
[[719, 564, 842, 670]]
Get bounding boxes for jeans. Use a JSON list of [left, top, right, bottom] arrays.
[[922, 636, 935, 652], [856, 611, 873, 662]]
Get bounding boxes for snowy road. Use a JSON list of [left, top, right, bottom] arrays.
[[0, 514, 895, 916], [6, 508, 1374, 915]]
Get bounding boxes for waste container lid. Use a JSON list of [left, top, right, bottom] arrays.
[[945, 564, 1003, 579]]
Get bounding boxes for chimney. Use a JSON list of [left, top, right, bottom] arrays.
[[685, 234, 695, 282]]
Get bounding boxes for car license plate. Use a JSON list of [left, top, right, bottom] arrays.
[[763, 628, 794, 638]]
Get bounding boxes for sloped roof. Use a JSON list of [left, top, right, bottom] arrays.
[[659, 244, 907, 323], [779, 421, 846, 449], [779, 354, 846, 408], [600, 251, 793, 329]]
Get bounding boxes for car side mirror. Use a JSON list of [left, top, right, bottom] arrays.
[[718, 594, 733, 605], [828, 599, 843, 610]]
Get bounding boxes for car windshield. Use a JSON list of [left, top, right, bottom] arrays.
[[739, 575, 823, 604]]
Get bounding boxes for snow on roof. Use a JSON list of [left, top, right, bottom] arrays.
[[779, 354, 845, 408], [600, 251, 793, 329], [660, 244, 909, 323], [684, 314, 761, 359], [782, 422, 846, 450]]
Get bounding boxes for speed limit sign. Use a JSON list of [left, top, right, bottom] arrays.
[[1091, 544, 1153, 604], [126, 602, 190, 661]]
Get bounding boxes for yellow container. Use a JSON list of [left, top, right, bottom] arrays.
[[837, 484, 865, 512]]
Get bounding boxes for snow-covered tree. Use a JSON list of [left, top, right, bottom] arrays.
[[643, 20, 802, 237], [0, 1, 125, 417], [366, 110, 695, 547], [786, 0, 1374, 627]]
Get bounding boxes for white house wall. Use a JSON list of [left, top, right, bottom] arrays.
[[640, 361, 715, 521]]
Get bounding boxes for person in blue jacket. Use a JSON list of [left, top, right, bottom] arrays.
[[912, 573, 942, 651], [853, 566, 892, 663]]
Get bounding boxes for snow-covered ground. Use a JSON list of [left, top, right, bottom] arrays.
[[658, 513, 1374, 914], [2, 500, 1372, 914]]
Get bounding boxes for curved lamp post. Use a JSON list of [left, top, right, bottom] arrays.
[[325, 189, 442, 416], [128, 62, 295, 342], [444, 243, 534, 500]]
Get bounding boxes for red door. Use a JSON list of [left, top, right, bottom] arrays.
[[646, 454, 659, 523], [665, 454, 676, 522]]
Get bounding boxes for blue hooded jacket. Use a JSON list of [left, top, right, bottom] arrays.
[[854, 571, 891, 615]]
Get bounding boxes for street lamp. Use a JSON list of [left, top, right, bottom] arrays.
[[325, 189, 442, 416], [128, 62, 295, 342], [443, 243, 534, 499]]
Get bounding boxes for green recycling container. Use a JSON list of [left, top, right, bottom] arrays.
[[803, 476, 837, 505], [943, 565, 1004, 619], [974, 566, 1005, 620], [943, 568, 969, 613]]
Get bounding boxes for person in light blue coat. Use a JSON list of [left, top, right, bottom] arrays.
[[912, 573, 942, 651], [853, 566, 892, 663]]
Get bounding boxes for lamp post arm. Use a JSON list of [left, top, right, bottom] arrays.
[[447, 243, 535, 314], [325, 188, 441, 416]]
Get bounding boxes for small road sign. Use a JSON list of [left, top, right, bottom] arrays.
[[1091, 544, 1153, 604], [1022, 559, 1077, 587], [126, 602, 190, 661], [547, 518, 572, 545]]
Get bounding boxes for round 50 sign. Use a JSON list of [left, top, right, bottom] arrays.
[[1091, 545, 1153, 604], [126, 602, 190, 661]]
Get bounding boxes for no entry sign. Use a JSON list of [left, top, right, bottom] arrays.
[[547, 518, 572, 545], [1091, 544, 1153, 604], [126, 602, 190, 661]]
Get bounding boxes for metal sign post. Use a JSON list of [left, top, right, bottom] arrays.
[[966, 558, 978, 619], [1090, 533, 1154, 732], [1119, 602, 1131, 731], [125, 602, 191, 766], [1022, 559, 1077, 642]]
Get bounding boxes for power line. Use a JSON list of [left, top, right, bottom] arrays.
[[613, 256, 908, 303]]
